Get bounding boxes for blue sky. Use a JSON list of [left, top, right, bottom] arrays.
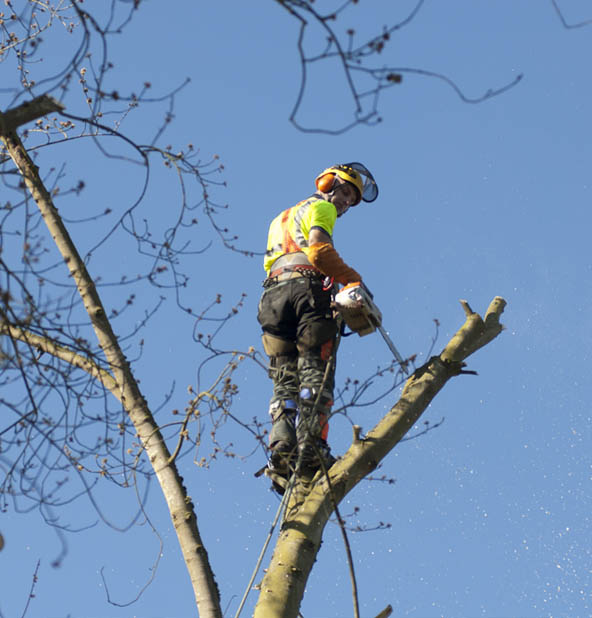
[[2, 1, 591, 617]]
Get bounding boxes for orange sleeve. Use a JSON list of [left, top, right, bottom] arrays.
[[304, 242, 362, 285]]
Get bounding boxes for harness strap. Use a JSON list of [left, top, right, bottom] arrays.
[[269, 264, 318, 278]]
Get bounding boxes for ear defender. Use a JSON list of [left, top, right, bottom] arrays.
[[316, 173, 336, 193]]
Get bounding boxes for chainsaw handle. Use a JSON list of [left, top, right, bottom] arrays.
[[360, 281, 374, 299], [342, 280, 374, 299]]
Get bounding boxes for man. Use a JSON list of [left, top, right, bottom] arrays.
[[257, 163, 378, 492]]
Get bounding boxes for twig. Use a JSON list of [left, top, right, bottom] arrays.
[[100, 463, 163, 607], [550, 0, 592, 28], [20, 560, 41, 618]]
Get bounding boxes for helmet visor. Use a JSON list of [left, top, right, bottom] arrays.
[[344, 162, 379, 203]]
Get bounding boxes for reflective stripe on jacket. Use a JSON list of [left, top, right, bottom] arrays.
[[263, 196, 337, 274]]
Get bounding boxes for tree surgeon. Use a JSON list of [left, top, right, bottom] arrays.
[[257, 163, 378, 492]]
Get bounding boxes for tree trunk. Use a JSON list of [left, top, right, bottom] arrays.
[[254, 297, 506, 617], [0, 103, 222, 618]]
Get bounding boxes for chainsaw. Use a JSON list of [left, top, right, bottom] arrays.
[[334, 282, 409, 374]]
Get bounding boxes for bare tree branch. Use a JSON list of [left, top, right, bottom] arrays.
[[19, 559, 41, 618], [0, 99, 223, 618], [0, 318, 120, 398], [274, 1, 522, 133], [0, 95, 64, 133]]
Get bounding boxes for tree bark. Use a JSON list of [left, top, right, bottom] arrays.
[[254, 297, 506, 618], [0, 103, 222, 618]]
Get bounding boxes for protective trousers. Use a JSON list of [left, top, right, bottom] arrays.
[[257, 276, 338, 449]]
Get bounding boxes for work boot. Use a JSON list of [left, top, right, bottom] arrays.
[[297, 438, 336, 474], [267, 440, 297, 495], [268, 440, 297, 473]]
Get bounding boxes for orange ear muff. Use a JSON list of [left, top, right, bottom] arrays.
[[316, 173, 335, 193]]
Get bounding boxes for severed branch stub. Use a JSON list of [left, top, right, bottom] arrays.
[[0, 95, 65, 135], [441, 296, 506, 364], [374, 605, 393, 618], [460, 298, 474, 316]]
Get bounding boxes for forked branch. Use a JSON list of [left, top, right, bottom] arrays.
[[0, 95, 64, 133], [254, 297, 506, 617], [0, 319, 120, 399]]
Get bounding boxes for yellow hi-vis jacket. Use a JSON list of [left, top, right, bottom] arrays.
[[263, 196, 337, 274]]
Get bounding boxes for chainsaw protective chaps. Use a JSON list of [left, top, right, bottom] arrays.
[[258, 277, 338, 445], [257, 277, 335, 347]]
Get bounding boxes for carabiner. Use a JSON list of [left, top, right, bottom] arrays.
[[322, 276, 334, 291]]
